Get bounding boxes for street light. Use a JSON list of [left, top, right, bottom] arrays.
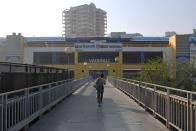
[[83, 62, 87, 76], [115, 57, 119, 63], [115, 57, 119, 78], [65, 47, 72, 79], [88, 65, 92, 79], [106, 64, 110, 78]]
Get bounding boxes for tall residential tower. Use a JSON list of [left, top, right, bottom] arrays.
[[62, 3, 107, 37]]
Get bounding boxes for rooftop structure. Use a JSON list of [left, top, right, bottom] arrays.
[[193, 29, 196, 35], [110, 32, 143, 38], [165, 31, 176, 37]]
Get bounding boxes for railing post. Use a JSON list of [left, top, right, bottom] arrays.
[[166, 88, 170, 129], [0, 96, 3, 131], [24, 90, 29, 130], [9, 63, 11, 72], [153, 85, 157, 118], [138, 81, 141, 101], [70, 79, 73, 93], [114, 78, 117, 88], [3, 95, 7, 131], [25, 64, 28, 72], [190, 93, 193, 131], [39, 86, 43, 112], [187, 93, 192, 131], [144, 83, 147, 110], [49, 84, 52, 103]]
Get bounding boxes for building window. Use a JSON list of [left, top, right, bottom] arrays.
[[144, 52, 163, 63], [33, 52, 74, 65], [123, 52, 141, 64], [34, 52, 52, 64], [123, 70, 140, 79]]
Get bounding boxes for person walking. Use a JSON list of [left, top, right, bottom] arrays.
[[95, 74, 106, 107]]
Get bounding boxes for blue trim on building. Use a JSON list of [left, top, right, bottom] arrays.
[[141, 52, 144, 64], [52, 52, 57, 64]]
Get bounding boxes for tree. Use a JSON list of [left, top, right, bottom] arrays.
[[134, 57, 196, 91], [134, 57, 174, 86], [176, 61, 196, 91]]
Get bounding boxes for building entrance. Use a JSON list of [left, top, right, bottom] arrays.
[[89, 70, 108, 79]]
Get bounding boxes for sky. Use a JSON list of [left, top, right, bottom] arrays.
[[0, 0, 196, 37]]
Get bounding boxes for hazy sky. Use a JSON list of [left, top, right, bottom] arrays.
[[0, 0, 196, 37]]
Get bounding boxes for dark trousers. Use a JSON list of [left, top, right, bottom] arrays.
[[97, 90, 103, 103]]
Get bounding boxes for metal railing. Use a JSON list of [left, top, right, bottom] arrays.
[[0, 62, 67, 73], [0, 76, 88, 131], [108, 77, 196, 131], [0, 62, 74, 93]]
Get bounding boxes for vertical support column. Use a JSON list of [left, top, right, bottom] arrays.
[[74, 51, 78, 79], [25, 64, 28, 72], [48, 84, 52, 107], [67, 54, 70, 79], [25, 90, 30, 117], [3, 95, 7, 131], [141, 52, 144, 64], [166, 89, 170, 129], [39, 86, 43, 119], [190, 93, 193, 131], [9, 63, 12, 72], [138, 81, 141, 101], [24, 90, 29, 131], [119, 51, 123, 78]]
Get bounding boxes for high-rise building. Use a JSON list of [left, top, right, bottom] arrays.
[[62, 3, 107, 37]]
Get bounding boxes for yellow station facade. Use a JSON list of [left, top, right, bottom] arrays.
[[22, 37, 175, 79]]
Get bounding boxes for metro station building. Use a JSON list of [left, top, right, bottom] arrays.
[[21, 36, 174, 79]]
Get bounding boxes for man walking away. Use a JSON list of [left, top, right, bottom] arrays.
[[95, 74, 105, 107]]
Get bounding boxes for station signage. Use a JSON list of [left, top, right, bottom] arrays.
[[88, 59, 110, 63], [74, 43, 122, 51]]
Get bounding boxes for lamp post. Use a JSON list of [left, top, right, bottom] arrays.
[[65, 47, 72, 79], [106, 64, 110, 78], [83, 62, 87, 77], [115, 57, 119, 78], [88, 65, 92, 80]]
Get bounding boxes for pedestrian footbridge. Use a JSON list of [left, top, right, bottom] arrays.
[[1, 77, 196, 131]]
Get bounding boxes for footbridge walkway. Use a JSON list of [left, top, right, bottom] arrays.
[[1, 76, 196, 131]]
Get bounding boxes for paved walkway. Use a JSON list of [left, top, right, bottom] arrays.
[[29, 81, 168, 131]]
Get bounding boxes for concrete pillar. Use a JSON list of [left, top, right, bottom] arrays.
[[74, 51, 79, 79], [119, 51, 123, 78]]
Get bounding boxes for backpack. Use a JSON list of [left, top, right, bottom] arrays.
[[95, 78, 104, 90]]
